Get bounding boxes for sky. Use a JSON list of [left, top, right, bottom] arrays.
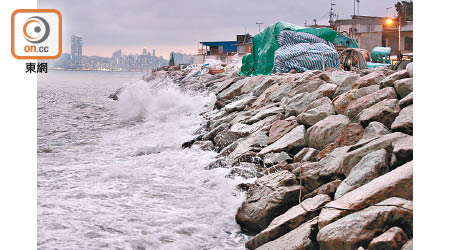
[[38, 0, 403, 59]]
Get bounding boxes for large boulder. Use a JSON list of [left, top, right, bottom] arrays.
[[306, 115, 351, 150], [333, 85, 380, 115], [284, 91, 323, 116], [216, 78, 247, 101], [213, 130, 244, 150], [335, 149, 389, 199], [400, 240, 413, 250], [236, 171, 301, 233], [267, 119, 297, 145], [380, 70, 410, 88], [357, 99, 401, 127], [367, 226, 409, 250], [345, 87, 397, 119], [391, 105, 413, 135], [255, 217, 319, 250], [247, 106, 285, 124], [399, 92, 413, 108], [317, 197, 413, 250], [357, 121, 391, 144], [293, 147, 319, 163], [390, 135, 413, 168], [227, 131, 268, 164], [330, 71, 360, 97], [341, 132, 409, 175], [259, 125, 307, 155], [224, 94, 257, 112], [318, 123, 365, 159], [289, 78, 326, 96], [297, 97, 335, 126], [263, 152, 292, 167], [246, 194, 330, 249], [352, 70, 386, 89], [394, 78, 413, 98], [253, 83, 282, 107], [302, 179, 342, 201], [318, 161, 413, 228]]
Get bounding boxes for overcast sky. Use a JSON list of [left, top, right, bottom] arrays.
[[38, 0, 402, 59]]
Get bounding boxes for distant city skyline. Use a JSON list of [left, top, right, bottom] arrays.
[[39, 0, 402, 59]]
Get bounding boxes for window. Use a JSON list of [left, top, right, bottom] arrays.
[[405, 37, 413, 51]]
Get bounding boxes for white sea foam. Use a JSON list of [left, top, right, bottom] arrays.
[[38, 72, 248, 250]]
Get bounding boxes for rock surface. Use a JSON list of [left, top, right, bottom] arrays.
[[297, 97, 335, 126], [357, 99, 401, 127], [267, 119, 297, 145], [367, 226, 409, 250], [306, 115, 351, 150], [391, 105, 413, 135], [236, 171, 301, 233], [259, 125, 307, 154]]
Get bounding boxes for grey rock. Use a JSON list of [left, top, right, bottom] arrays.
[[202, 123, 228, 140], [391, 105, 413, 135], [317, 197, 413, 250], [297, 97, 335, 126], [317, 161, 413, 229], [264, 152, 292, 167], [399, 92, 413, 108], [368, 226, 409, 250], [345, 87, 397, 120], [332, 85, 380, 115], [224, 95, 257, 112], [358, 121, 391, 144], [259, 125, 307, 155], [293, 147, 319, 163], [284, 91, 323, 116], [380, 69, 410, 88], [227, 131, 268, 164], [306, 115, 351, 150], [246, 195, 330, 249], [255, 217, 319, 250], [236, 171, 301, 233], [391, 135, 413, 168], [216, 78, 247, 101], [247, 106, 285, 124], [394, 78, 413, 98], [357, 99, 401, 128], [335, 149, 389, 199], [213, 130, 245, 150], [330, 71, 360, 97], [302, 179, 342, 201]]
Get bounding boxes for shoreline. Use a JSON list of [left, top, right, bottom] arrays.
[[134, 65, 413, 250]]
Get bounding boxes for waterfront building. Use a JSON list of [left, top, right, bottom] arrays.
[[71, 35, 83, 69]]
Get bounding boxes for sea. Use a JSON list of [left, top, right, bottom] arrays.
[[37, 70, 248, 250]]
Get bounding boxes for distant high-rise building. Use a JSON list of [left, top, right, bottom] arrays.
[[71, 35, 83, 69], [143, 48, 147, 55], [112, 49, 122, 65], [153, 49, 156, 57]]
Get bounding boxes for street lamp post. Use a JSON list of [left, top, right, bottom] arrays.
[[385, 18, 401, 60]]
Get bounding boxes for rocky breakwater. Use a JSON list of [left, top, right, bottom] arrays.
[[139, 65, 413, 250]]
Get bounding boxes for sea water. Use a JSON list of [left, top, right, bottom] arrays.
[[37, 71, 247, 250]]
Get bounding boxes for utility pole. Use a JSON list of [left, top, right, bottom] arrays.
[[256, 22, 264, 33], [313, 19, 317, 26], [329, 0, 337, 26], [386, 7, 392, 17]]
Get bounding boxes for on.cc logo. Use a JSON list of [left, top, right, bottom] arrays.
[[23, 16, 50, 44]]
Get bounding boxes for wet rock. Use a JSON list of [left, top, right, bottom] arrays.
[[357, 99, 401, 127], [218, 138, 245, 157], [335, 149, 389, 199], [391, 105, 413, 135], [224, 95, 257, 112], [202, 123, 228, 140], [345, 87, 397, 119], [259, 125, 307, 155], [330, 71, 360, 97], [247, 106, 285, 124], [367, 227, 409, 250], [297, 97, 335, 126], [399, 92, 413, 108], [342, 132, 409, 175], [400, 239, 413, 250], [240, 75, 266, 95], [253, 83, 282, 107], [255, 217, 319, 250], [214, 130, 244, 150], [236, 171, 301, 233], [246, 195, 330, 249], [216, 78, 247, 101], [332, 85, 380, 115], [192, 140, 215, 151], [293, 147, 319, 163], [231, 114, 282, 137], [267, 119, 297, 145], [306, 115, 351, 150], [266, 83, 293, 102], [205, 158, 230, 170], [318, 161, 413, 228], [317, 197, 412, 250], [380, 70, 410, 88], [215, 77, 241, 95], [318, 123, 364, 159], [390, 135, 413, 168], [228, 132, 268, 164], [226, 162, 260, 179], [357, 121, 391, 144], [394, 78, 413, 98], [263, 152, 292, 167], [352, 70, 386, 89]]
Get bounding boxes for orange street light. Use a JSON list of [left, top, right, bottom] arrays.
[[386, 18, 393, 25]]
